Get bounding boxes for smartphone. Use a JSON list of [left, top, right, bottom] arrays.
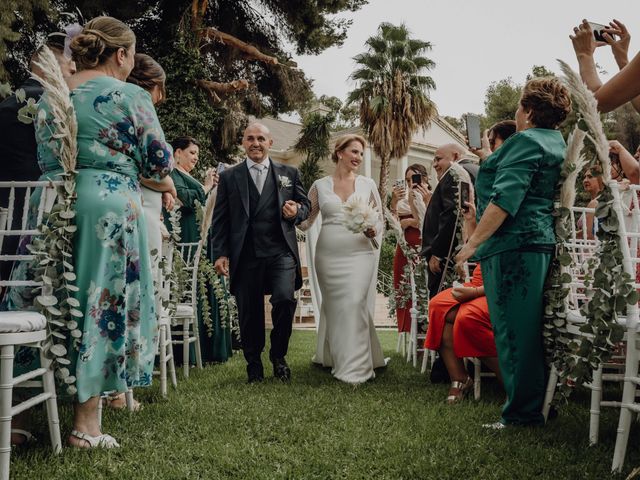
[[411, 173, 422, 186], [459, 182, 470, 213], [393, 179, 405, 189], [216, 162, 227, 174], [588, 22, 609, 42], [466, 114, 482, 149]]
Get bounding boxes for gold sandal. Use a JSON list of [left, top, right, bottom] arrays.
[[446, 377, 473, 405]]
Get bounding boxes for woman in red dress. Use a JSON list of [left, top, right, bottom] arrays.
[[390, 164, 431, 332]]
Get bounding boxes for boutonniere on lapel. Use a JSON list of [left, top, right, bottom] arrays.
[[278, 175, 292, 189]]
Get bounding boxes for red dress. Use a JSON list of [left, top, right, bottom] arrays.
[[424, 266, 496, 357], [393, 216, 421, 332]]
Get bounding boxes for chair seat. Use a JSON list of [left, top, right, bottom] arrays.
[[174, 304, 194, 318], [0, 311, 47, 333]]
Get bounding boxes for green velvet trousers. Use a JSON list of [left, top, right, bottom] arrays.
[[481, 250, 551, 426]]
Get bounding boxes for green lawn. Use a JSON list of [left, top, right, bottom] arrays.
[[12, 330, 640, 479]]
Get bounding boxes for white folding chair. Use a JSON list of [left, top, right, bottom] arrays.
[[542, 207, 603, 429], [610, 183, 640, 472], [155, 237, 177, 396], [0, 181, 63, 480], [171, 241, 204, 378]]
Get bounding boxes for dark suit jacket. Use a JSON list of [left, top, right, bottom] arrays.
[[0, 79, 44, 281], [421, 169, 458, 261], [0, 79, 43, 189], [210, 159, 310, 294], [458, 158, 479, 185]]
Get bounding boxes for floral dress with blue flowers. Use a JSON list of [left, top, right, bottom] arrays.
[[31, 76, 172, 403]]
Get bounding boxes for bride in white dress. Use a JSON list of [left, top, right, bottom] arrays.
[[300, 134, 386, 384]]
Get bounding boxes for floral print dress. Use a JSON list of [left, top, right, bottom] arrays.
[[29, 76, 172, 403]]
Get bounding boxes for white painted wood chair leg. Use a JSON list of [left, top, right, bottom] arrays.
[[182, 318, 190, 378], [473, 358, 481, 400], [420, 348, 429, 374], [97, 395, 103, 429], [159, 324, 168, 397], [192, 316, 203, 370], [39, 350, 61, 453], [167, 336, 177, 389], [542, 366, 558, 422], [0, 345, 14, 480], [396, 332, 402, 353], [612, 334, 640, 471], [589, 365, 604, 445], [125, 388, 134, 412]]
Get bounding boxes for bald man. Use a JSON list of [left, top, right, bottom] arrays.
[[421, 143, 471, 298], [211, 123, 310, 383]]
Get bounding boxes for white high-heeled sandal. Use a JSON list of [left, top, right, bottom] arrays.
[[70, 429, 120, 448]]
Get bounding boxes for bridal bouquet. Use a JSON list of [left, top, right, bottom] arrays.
[[341, 195, 379, 249]]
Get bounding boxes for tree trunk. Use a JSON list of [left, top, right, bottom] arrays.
[[378, 153, 391, 203]]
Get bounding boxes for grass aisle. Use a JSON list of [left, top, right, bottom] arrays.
[[12, 330, 640, 479]]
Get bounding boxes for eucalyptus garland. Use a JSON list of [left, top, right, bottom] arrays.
[[16, 47, 82, 395]]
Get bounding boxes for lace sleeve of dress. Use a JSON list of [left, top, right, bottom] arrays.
[[368, 179, 385, 234], [298, 183, 319, 231]]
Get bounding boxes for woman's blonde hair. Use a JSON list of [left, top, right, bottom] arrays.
[[70, 16, 135, 70], [331, 134, 367, 163]]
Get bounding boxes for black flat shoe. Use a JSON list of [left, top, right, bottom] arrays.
[[272, 358, 291, 382], [247, 374, 264, 384]]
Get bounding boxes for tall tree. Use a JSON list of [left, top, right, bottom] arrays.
[[294, 110, 334, 190], [347, 22, 436, 199], [4, 0, 368, 169]]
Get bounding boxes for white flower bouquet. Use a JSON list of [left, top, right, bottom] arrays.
[[341, 195, 379, 249]]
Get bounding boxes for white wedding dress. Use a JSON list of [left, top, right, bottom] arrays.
[[300, 175, 386, 384]]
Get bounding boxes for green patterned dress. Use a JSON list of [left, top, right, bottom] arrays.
[[473, 128, 566, 426], [166, 169, 232, 363], [11, 76, 173, 403]]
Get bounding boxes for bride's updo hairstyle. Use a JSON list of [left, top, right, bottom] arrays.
[[331, 134, 367, 163], [70, 16, 135, 70]]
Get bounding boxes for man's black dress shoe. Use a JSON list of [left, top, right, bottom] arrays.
[[272, 358, 291, 382], [247, 363, 264, 384]]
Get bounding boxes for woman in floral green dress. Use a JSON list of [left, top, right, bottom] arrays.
[[31, 17, 172, 448]]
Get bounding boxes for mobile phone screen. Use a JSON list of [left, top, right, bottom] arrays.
[[411, 173, 422, 186], [588, 22, 608, 42], [459, 182, 470, 212], [466, 115, 482, 149]]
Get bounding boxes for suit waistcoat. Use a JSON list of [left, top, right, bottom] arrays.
[[245, 166, 288, 258]]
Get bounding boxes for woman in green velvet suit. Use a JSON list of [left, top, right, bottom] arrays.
[[167, 136, 232, 363], [456, 78, 572, 427]]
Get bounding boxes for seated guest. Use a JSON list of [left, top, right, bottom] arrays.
[[0, 38, 75, 284], [166, 137, 232, 364], [390, 164, 431, 333], [425, 120, 515, 403]]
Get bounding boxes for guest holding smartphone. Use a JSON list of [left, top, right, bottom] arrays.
[[391, 164, 431, 332]]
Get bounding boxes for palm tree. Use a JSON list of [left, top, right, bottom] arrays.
[[347, 23, 437, 199], [295, 111, 335, 191]]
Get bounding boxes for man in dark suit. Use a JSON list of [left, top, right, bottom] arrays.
[[211, 123, 310, 383], [0, 40, 75, 281], [421, 143, 470, 298]]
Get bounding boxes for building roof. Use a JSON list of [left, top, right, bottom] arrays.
[[251, 117, 303, 153]]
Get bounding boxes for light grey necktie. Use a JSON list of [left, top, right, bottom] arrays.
[[251, 164, 266, 194]]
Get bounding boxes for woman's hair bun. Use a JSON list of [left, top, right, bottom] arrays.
[[70, 31, 106, 69]]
